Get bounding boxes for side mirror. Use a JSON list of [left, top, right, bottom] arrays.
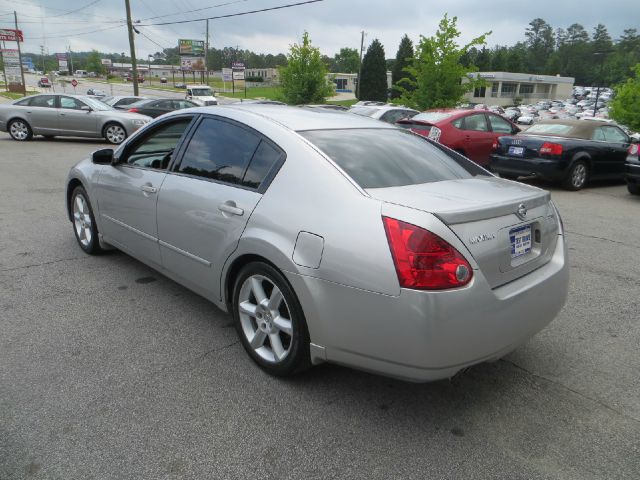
[[92, 148, 114, 165], [81, 105, 92, 112]]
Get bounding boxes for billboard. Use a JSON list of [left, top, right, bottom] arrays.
[[179, 39, 205, 56], [180, 56, 205, 71], [101, 58, 112, 66], [1, 49, 22, 83], [0, 28, 23, 42], [56, 53, 68, 71], [222, 68, 232, 82]]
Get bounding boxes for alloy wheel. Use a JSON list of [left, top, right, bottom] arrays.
[[105, 124, 126, 144], [10, 121, 29, 140], [571, 163, 587, 189], [73, 193, 93, 248], [237, 274, 293, 363]]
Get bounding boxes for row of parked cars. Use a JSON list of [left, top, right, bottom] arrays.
[[346, 101, 639, 194]]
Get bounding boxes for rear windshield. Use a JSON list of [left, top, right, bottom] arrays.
[[299, 128, 488, 189], [349, 107, 377, 117], [524, 124, 575, 136], [411, 112, 455, 123]]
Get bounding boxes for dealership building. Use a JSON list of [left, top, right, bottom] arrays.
[[463, 72, 575, 106]]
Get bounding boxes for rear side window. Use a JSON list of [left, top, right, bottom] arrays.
[[242, 141, 284, 189], [178, 117, 260, 185], [300, 128, 486, 189], [30, 95, 56, 108]]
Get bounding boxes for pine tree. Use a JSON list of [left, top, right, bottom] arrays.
[[358, 39, 388, 101], [390, 34, 414, 99]]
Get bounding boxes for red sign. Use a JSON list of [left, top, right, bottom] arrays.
[[71, 79, 78, 87], [0, 28, 23, 42]]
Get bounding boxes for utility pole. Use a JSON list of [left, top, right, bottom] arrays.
[[68, 45, 74, 74], [1, 40, 8, 92], [124, 0, 139, 95], [205, 19, 209, 84], [14, 11, 26, 96], [357, 30, 365, 100]]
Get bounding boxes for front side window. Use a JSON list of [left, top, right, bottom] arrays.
[[29, 95, 56, 108], [177, 117, 260, 185], [591, 127, 606, 141], [125, 119, 192, 169], [60, 96, 87, 110], [300, 128, 487, 189], [464, 114, 489, 132], [602, 126, 629, 143]]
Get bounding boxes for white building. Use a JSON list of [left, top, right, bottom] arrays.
[[330, 71, 393, 93], [464, 72, 575, 106]]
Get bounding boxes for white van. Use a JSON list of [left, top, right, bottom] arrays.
[[74, 70, 88, 77]]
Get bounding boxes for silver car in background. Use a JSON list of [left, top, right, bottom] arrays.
[[0, 94, 152, 144], [66, 105, 569, 382]]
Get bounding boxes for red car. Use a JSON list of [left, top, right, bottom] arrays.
[[397, 109, 520, 167]]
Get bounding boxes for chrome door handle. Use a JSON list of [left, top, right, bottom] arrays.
[[140, 185, 158, 194], [218, 201, 244, 216]]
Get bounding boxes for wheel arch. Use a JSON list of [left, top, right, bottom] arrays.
[[569, 151, 592, 170], [66, 178, 85, 222]]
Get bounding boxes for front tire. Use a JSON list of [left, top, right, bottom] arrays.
[[628, 183, 640, 195], [8, 119, 33, 141], [564, 160, 588, 191], [232, 262, 311, 377], [71, 186, 102, 255], [103, 122, 127, 145]]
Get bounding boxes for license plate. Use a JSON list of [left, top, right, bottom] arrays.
[[510, 225, 532, 258], [508, 146, 524, 156]]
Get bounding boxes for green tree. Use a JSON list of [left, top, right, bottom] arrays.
[[390, 34, 414, 99], [333, 47, 359, 73], [84, 50, 105, 75], [610, 63, 640, 131], [525, 18, 555, 72], [359, 38, 387, 101], [398, 14, 490, 110], [592, 24, 612, 52], [278, 31, 334, 105]]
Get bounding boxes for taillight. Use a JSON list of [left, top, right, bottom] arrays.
[[539, 142, 563, 156], [382, 217, 473, 290], [128, 108, 139, 113], [492, 140, 499, 150], [629, 144, 639, 156]]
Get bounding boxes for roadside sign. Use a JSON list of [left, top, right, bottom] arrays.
[[178, 39, 205, 56], [0, 28, 23, 42], [71, 79, 78, 87], [222, 68, 232, 82], [231, 62, 245, 70], [232, 70, 245, 81], [101, 59, 112, 66]]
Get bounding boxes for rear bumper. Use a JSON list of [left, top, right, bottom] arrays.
[[625, 162, 640, 184], [287, 235, 569, 382], [490, 154, 567, 181]]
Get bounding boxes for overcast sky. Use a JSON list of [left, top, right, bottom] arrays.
[[1, 0, 636, 60]]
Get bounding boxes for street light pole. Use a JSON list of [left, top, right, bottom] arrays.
[[592, 50, 613, 118], [124, 0, 139, 96]]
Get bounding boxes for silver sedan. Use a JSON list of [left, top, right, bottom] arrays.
[[0, 94, 152, 144], [65, 105, 569, 382]]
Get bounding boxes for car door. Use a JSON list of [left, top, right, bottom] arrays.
[[461, 113, 495, 166], [589, 127, 615, 177], [95, 116, 196, 267], [156, 116, 285, 301], [152, 100, 174, 118], [57, 96, 98, 136], [602, 125, 632, 177], [23, 95, 59, 134], [487, 113, 517, 140]]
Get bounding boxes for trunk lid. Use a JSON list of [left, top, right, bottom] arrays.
[[367, 177, 559, 289]]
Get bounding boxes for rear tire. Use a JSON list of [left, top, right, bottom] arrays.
[[232, 261, 311, 377], [564, 160, 588, 191], [628, 183, 640, 195], [8, 119, 33, 141]]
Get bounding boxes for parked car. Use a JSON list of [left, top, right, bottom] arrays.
[[396, 109, 520, 167], [0, 94, 151, 144], [125, 74, 144, 83], [101, 95, 147, 110], [160, 77, 167, 84], [65, 104, 568, 382], [490, 119, 634, 190], [185, 85, 218, 106], [625, 143, 640, 195], [37, 77, 51, 88], [127, 98, 198, 118], [86, 88, 106, 97], [348, 104, 419, 124]]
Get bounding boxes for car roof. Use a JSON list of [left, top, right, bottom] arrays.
[[182, 104, 397, 131], [523, 119, 618, 139]]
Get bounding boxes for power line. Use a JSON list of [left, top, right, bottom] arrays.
[[136, 26, 169, 51], [33, 23, 124, 39], [137, 0, 323, 26], [48, 0, 102, 18], [136, 0, 250, 22]]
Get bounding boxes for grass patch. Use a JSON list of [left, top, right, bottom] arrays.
[[220, 85, 282, 101], [0, 91, 38, 100]]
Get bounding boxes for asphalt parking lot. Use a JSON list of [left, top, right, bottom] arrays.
[[1, 135, 639, 479]]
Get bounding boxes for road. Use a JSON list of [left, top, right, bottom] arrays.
[[0, 136, 639, 479], [22, 73, 236, 104]]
